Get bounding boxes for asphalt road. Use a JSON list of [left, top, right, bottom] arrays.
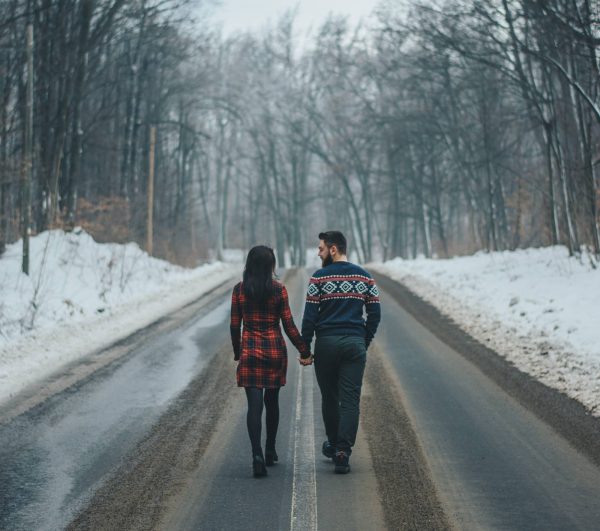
[[2, 268, 600, 530]]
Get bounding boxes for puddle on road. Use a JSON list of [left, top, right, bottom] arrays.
[[0, 297, 231, 531]]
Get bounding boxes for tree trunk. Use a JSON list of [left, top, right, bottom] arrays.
[[65, 0, 93, 224], [21, 22, 34, 275]]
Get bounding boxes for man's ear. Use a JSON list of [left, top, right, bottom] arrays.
[[330, 245, 338, 256]]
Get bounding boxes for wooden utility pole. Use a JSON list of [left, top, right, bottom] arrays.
[[146, 125, 156, 255], [21, 22, 34, 275]]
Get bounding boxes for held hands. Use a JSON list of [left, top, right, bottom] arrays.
[[298, 355, 314, 366]]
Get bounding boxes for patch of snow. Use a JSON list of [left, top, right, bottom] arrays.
[[371, 246, 600, 416], [0, 229, 240, 404], [221, 248, 246, 263]]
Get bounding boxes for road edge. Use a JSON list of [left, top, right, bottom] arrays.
[[0, 277, 235, 425], [373, 271, 600, 468]]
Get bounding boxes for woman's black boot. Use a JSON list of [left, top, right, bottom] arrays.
[[252, 454, 267, 477], [265, 446, 278, 466]]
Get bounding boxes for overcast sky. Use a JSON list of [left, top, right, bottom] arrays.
[[210, 0, 380, 37]]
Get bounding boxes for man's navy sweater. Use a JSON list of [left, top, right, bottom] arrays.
[[301, 261, 381, 350]]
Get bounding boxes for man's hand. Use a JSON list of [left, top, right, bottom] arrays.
[[298, 355, 314, 366]]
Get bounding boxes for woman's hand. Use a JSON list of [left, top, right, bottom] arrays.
[[298, 355, 314, 366]]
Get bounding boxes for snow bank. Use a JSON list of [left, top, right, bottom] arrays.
[[371, 247, 600, 416], [0, 228, 239, 403]]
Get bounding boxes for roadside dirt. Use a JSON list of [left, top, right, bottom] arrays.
[[363, 343, 452, 530]]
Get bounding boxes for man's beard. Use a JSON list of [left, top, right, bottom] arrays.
[[321, 253, 333, 267]]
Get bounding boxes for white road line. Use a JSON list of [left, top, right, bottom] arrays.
[[290, 365, 318, 531]]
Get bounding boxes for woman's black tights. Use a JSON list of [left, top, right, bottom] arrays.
[[244, 387, 280, 457]]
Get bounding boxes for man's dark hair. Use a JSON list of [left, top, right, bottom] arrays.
[[319, 231, 347, 255]]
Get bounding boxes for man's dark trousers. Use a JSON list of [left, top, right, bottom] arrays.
[[314, 335, 367, 454]]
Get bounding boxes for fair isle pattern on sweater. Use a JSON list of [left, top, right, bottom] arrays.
[[301, 261, 381, 347], [305, 274, 380, 304]]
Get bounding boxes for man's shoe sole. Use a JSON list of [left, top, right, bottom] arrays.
[[334, 464, 350, 474]]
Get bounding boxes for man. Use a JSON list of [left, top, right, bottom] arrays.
[[300, 230, 381, 474]]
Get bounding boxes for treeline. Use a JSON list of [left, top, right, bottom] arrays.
[[1, 0, 213, 264], [1, 0, 598, 267]]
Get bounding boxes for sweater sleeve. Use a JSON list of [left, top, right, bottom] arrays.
[[230, 284, 243, 360], [365, 277, 381, 347], [280, 285, 312, 358], [301, 275, 320, 348]]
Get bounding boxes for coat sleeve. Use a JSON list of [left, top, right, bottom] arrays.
[[281, 285, 312, 358], [301, 275, 320, 348], [365, 276, 381, 348], [230, 284, 243, 360]]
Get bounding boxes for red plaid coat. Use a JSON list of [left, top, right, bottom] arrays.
[[230, 280, 310, 388]]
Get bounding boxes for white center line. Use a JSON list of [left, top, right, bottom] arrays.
[[290, 364, 318, 531]]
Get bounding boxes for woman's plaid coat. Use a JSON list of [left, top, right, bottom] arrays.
[[230, 280, 310, 388]]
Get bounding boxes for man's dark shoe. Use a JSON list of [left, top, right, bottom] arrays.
[[265, 448, 278, 466], [322, 440, 336, 460], [334, 450, 350, 474]]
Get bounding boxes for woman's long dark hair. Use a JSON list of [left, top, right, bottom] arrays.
[[243, 245, 276, 303]]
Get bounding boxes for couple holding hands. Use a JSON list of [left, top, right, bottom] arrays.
[[230, 231, 381, 477]]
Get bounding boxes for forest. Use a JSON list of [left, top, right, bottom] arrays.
[[1, 0, 598, 267]]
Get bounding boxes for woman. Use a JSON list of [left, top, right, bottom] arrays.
[[230, 245, 311, 477]]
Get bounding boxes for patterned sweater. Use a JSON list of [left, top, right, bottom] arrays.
[[301, 261, 381, 350]]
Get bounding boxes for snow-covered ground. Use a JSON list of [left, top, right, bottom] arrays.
[[0, 229, 239, 404], [371, 246, 600, 416]]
